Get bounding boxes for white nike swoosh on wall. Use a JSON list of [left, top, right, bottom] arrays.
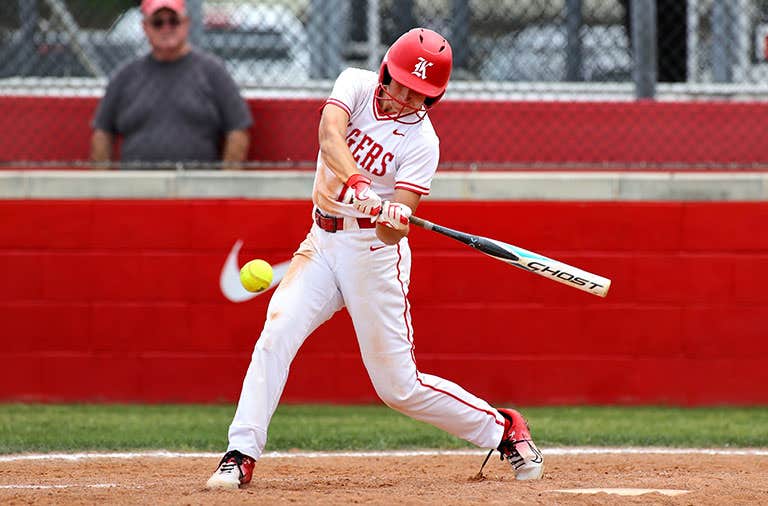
[[219, 239, 291, 303]]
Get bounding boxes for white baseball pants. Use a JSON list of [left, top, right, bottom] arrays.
[[227, 222, 506, 459]]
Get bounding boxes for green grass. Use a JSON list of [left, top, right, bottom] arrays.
[[1, 404, 766, 454]]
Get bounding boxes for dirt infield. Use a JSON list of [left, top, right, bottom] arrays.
[[1, 450, 766, 505]]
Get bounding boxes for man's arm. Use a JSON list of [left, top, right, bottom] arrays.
[[222, 129, 250, 170], [90, 129, 114, 169]]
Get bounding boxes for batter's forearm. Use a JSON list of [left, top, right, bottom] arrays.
[[319, 130, 360, 183], [375, 189, 420, 244], [375, 224, 407, 245]]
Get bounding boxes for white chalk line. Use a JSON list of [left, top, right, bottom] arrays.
[[0, 483, 125, 490], [549, 488, 691, 497], [1, 447, 767, 463]]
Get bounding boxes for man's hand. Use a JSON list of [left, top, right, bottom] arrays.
[[377, 201, 412, 231], [90, 129, 114, 169], [345, 174, 382, 216]]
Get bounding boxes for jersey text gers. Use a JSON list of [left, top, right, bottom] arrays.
[[313, 68, 440, 218]]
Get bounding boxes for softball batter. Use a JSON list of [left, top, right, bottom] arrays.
[[207, 28, 543, 489]]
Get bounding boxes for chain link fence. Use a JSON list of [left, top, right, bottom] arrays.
[[2, 0, 768, 168]]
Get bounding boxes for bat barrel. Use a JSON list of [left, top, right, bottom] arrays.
[[498, 240, 611, 297], [411, 215, 612, 298]]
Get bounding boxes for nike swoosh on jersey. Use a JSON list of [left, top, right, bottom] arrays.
[[369, 244, 387, 252], [393, 129, 405, 136], [219, 239, 290, 303]]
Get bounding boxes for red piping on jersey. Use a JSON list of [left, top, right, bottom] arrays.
[[395, 181, 430, 195], [394, 242, 504, 428], [325, 98, 352, 118]]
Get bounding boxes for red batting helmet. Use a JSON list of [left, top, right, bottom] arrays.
[[379, 28, 453, 107]]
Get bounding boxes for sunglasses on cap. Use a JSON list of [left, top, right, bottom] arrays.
[[149, 16, 181, 29]]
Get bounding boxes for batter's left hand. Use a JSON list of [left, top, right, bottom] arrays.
[[377, 201, 412, 231], [345, 174, 382, 217]]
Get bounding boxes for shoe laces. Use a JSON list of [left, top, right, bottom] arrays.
[[218, 452, 244, 476], [219, 459, 238, 474], [498, 439, 526, 469]]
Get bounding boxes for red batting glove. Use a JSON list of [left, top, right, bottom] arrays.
[[345, 174, 382, 217]]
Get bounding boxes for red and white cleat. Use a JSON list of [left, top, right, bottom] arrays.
[[496, 408, 544, 480], [205, 450, 255, 489]]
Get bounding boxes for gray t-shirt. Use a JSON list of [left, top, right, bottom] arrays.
[[93, 49, 252, 164]]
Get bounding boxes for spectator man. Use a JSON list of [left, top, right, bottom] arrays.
[[90, 0, 252, 169]]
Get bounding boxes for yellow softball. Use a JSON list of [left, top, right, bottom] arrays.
[[239, 259, 274, 293]]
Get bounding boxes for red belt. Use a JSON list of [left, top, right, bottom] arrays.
[[314, 208, 376, 233]]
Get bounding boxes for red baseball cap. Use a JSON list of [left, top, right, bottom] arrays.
[[141, 0, 186, 16]]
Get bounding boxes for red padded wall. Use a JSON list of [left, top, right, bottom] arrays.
[[3, 97, 768, 166], [1, 199, 767, 405]]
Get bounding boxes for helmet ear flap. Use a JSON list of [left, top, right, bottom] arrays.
[[381, 66, 392, 86]]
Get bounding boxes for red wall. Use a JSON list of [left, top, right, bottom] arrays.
[[1, 199, 767, 405], [3, 97, 768, 166]]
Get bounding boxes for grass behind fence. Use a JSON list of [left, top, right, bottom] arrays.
[[1, 404, 767, 454]]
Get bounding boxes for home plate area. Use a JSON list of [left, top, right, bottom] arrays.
[[0, 448, 765, 505]]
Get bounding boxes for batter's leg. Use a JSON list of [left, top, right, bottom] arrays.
[[227, 233, 344, 460], [339, 237, 506, 449]]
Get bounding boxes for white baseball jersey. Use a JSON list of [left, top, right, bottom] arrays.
[[313, 68, 440, 217]]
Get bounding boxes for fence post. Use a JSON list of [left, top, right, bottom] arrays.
[[367, 0, 381, 71], [19, 0, 38, 49], [565, 0, 583, 81], [711, 0, 733, 83], [187, 0, 204, 47], [631, 0, 657, 98], [451, 0, 470, 71], [11, 0, 39, 73], [309, 0, 345, 79], [393, 0, 415, 34]]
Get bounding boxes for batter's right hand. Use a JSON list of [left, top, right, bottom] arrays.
[[377, 201, 411, 231], [345, 174, 382, 217]]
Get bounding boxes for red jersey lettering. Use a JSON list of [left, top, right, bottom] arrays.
[[378, 152, 395, 176], [346, 128, 361, 148], [361, 143, 384, 173], [351, 134, 373, 162]]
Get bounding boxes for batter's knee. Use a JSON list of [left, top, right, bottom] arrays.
[[374, 381, 419, 412]]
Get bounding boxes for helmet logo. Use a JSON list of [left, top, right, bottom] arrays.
[[411, 57, 434, 80]]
